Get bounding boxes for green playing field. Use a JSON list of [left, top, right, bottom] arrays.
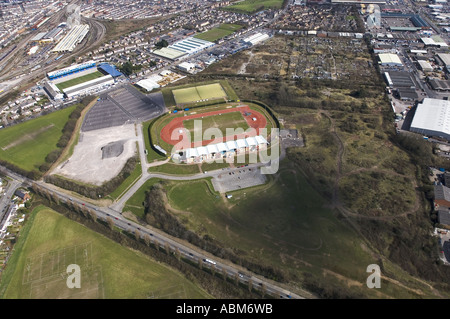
[[172, 83, 227, 105]]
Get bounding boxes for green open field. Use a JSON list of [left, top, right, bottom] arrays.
[[0, 206, 211, 299], [161, 80, 238, 108], [194, 24, 243, 42], [123, 161, 443, 298], [56, 71, 104, 91], [173, 83, 227, 105], [0, 105, 76, 172], [224, 0, 284, 13], [183, 111, 249, 139]]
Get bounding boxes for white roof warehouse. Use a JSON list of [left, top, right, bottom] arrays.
[[410, 98, 450, 140]]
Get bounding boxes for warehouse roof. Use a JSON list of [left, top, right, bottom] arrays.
[[411, 98, 450, 136], [378, 53, 403, 65]]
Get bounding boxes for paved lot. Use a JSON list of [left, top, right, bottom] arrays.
[[52, 124, 137, 185], [211, 166, 266, 193], [81, 84, 165, 132]]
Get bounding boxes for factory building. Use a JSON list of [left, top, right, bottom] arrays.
[[410, 98, 450, 140], [378, 53, 403, 67], [51, 24, 90, 53]]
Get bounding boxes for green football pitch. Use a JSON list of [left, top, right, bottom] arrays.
[[172, 83, 227, 105], [182, 111, 249, 139]]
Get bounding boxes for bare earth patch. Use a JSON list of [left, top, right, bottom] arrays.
[[51, 124, 137, 186]]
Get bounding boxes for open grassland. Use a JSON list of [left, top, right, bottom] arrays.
[[194, 24, 243, 42], [0, 106, 76, 172], [123, 162, 442, 298], [55, 71, 104, 91], [0, 206, 210, 299], [224, 0, 284, 13]]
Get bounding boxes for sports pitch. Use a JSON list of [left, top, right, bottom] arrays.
[[183, 111, 249, 138], [172, 83, 227, 105], [56, 71, 104, 91], [0, 206, 211, 299]]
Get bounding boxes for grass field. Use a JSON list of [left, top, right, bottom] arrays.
[[56, 71, 104, 91], [122, 159, 443, 298], [0, 206, 211, 299], [173, 83, 227, 105], [194, 24, 243, 42], [224, 0, 284, 13], [0, 105, 76, 172], [183, 111, 249, 139]]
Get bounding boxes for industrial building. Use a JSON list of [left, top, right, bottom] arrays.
[[43, 81, 63, 100], [152, 47, 187, 61], [378, 53, 403, 66], [428, 78, 450, 91], [242, 32, 270, 46], [47, 60, 96, 80], [384, 71, 416, 88], [177, 62, 196, 73], [51, 24, 89, 52], [421, 36, 448, 48], [410, 98, 450, 140], [170, 37, 214, 56], [418, 60, 434, 72], [135, 75, 162, 92], [62, 75, 114, 98], [437, 53, 450, 69]]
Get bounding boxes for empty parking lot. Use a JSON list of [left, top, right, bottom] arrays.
[[81, 84, 166, 132]]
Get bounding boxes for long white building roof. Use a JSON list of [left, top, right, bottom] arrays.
[[411, 98, 450, 136]]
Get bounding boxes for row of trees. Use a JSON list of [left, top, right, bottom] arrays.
[[144, 183, 291, 283], [29, 186, 269, 299]]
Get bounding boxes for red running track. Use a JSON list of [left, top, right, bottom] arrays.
[[160, 105, 267, 150]]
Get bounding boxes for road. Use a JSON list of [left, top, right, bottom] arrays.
[[0, 136, 304, 299]]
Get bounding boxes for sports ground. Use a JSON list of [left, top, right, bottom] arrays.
[[172, 83, 227, 105], [159, 105, 267, 149]]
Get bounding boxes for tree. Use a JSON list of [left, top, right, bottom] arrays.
[[143, 234, 151, 246], [260, 282, 267, 298], [88, 209, 97, 222], [154, 39, 168, 50], [134, 229, 141, 241], [106, 217, 115, 230], [247, 278, 253, 292]]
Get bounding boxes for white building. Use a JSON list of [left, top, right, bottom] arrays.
[[378, 53, 403, 66], [410, 98, 450, 140], [62, 75, 114, 98]]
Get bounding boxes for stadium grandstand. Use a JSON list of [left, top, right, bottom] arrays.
[[47, 60, 96, 80], [51, 24, 89, 53], [62, 75, 114, 98], [98, 63, 123, 78]]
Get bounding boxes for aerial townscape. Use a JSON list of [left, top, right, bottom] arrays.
[[1, 0, 450, 305]]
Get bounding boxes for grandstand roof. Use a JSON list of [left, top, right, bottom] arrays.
[[98, 63, 123, 77]]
